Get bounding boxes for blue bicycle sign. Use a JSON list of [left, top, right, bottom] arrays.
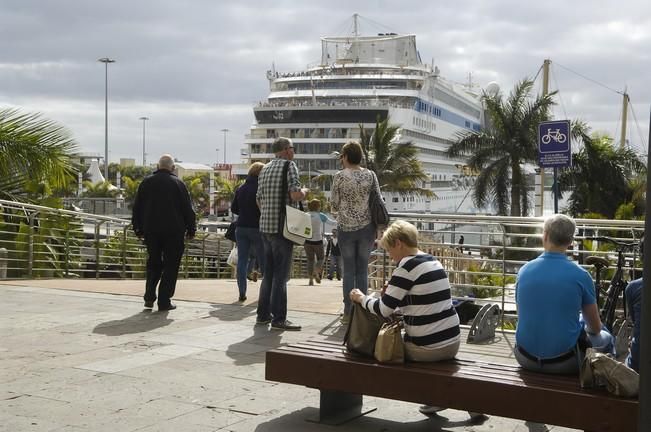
[[538, 120, 571, 167]]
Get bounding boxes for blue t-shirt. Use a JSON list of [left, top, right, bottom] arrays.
[[515, 252, 596, 358]]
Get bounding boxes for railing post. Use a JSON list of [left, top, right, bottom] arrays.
[[183, 239, 189, 279], [0, 247, 7, 279], [94, 222, 101, 279], [121, 227, 127, 278], [201, 236, 206, 278], [500, 224, 507, 328], [27, 212, 38, 278], [64, 229, 70, 277]]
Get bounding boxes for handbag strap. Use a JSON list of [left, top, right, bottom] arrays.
[[278, 160, 305, 233]]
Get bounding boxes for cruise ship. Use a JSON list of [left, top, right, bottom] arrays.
[[244, 18, 488, 213]]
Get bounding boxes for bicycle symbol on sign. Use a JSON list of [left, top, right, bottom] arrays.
[[541, 128, 567, 144]]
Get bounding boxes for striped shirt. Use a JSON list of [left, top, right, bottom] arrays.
[[361, 252, 460, 348], [257, 158, 301, 234]]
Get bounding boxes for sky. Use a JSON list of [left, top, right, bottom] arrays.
[[1, 1, 650, 166]]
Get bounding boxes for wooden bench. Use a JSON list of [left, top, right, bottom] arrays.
[[265, 340, 638, 432]]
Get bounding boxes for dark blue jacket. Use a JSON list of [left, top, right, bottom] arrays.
[[231, 176, 260, 228]]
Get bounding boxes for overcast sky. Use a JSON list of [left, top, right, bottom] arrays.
[[2, 1, 650, 165]]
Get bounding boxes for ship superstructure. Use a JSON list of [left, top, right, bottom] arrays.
[[244, 27, 485, 213]]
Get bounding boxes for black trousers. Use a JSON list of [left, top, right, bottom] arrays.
[[143, 232, 185, 307]]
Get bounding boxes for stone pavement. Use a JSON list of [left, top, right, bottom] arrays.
[[0, 279, 578, 431]]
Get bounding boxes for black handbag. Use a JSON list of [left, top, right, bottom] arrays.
[[225, 221, 237, 242], [369, 173, 389, 227], [343, 303, 384, 357]]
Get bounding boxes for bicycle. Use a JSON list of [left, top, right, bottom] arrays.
[[585, 236, 640, 356], [541, 128, 567, 144]]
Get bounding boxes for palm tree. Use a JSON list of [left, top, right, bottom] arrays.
[[82, 181, 119, 198], [0, 108, 77, 202], [447, 79, 558, 216], [214, 175, 243, 206], [557, 132, 646, 218], [359, 118, 433, 197]]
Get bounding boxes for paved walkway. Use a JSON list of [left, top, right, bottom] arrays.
[[0, 278, 577, 431]]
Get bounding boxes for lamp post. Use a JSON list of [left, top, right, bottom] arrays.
[[220, 128, 229, 164], [98, 57, 116, 180], [139, 116, 149, 166]]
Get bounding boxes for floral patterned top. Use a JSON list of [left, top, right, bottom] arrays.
[[331, 168, 380, 232]]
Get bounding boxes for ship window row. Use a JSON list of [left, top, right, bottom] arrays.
[[251, 141, 345, 156], [280, 80, 416, 91], [402, 129, 455, 146], [413, 116, 436, 131], [251, 127, 374, 140], [433, 89, 481, 118]]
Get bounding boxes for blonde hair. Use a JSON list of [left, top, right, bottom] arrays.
[[248, 162, 265, 177], [381, 220, 418, 249]]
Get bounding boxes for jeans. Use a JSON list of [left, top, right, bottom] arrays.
[[327, 254, 342, 278], [143, 232, 185, 307], [338, 223, 376, 315], [257, 233, 294, 324], [235, 226, 264, 298], [303, 241, 324, 278]]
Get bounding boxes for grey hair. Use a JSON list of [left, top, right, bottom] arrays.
[[158, 154, 175, 171], [543, 214, 576, 247], [272, 137, 292, 153]]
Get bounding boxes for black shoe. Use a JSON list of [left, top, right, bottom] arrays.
[[327, 275, 333, 280], [238, 295, 247, 302], [270, 320, 302, 331], [144, 301, 154, 308], [158, 303, 177, 311], [256, 317, 272, 325]]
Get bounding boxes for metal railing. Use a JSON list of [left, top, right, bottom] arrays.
[[0, 199, 644, 324]]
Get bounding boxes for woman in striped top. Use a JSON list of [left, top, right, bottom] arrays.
[[349, 220, 461, 362]]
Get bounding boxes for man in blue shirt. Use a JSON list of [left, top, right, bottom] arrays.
[[515, 214, 614, 374]]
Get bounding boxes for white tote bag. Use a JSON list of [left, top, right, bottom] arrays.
[[283, 205, 312, 245], [227, 246, 238, 267]]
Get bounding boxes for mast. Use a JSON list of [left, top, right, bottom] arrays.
[[353, 13, 359, 37], [620, 90, 629, 149]]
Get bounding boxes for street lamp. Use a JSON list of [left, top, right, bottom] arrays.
[[220, 128, 229, 164], [98, 57, 116, 180], [139, 116, 149, 166]]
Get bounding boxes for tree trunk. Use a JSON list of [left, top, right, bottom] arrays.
[[510, 163, 521, 216]]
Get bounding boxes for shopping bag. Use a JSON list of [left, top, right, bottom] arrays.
[[580, 348, 639, 397], [227, 246, 238, 267]]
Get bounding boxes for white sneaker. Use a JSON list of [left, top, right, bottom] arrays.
[[419, 405, 445, 415]]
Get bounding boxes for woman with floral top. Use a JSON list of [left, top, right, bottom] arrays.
[[331, 140, 381, 324]]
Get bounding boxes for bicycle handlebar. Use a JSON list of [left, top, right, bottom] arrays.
[[584, 236, 640, 250]]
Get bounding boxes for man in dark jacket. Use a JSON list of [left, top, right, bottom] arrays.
[[132, 154, 196, 311]]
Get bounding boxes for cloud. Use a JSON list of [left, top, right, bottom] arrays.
[[0, 0, 649, 164]]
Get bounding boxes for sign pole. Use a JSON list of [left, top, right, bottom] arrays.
[[553, 167, 558, 213]]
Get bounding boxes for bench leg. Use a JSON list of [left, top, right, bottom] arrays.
[[309, 390, 376, 425]]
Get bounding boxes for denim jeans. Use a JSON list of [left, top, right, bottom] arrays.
[[235, 226, 264, 298], [257, 233, 294, 323], [338, 223, 376, 315], [327, 255, 342, 278]]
